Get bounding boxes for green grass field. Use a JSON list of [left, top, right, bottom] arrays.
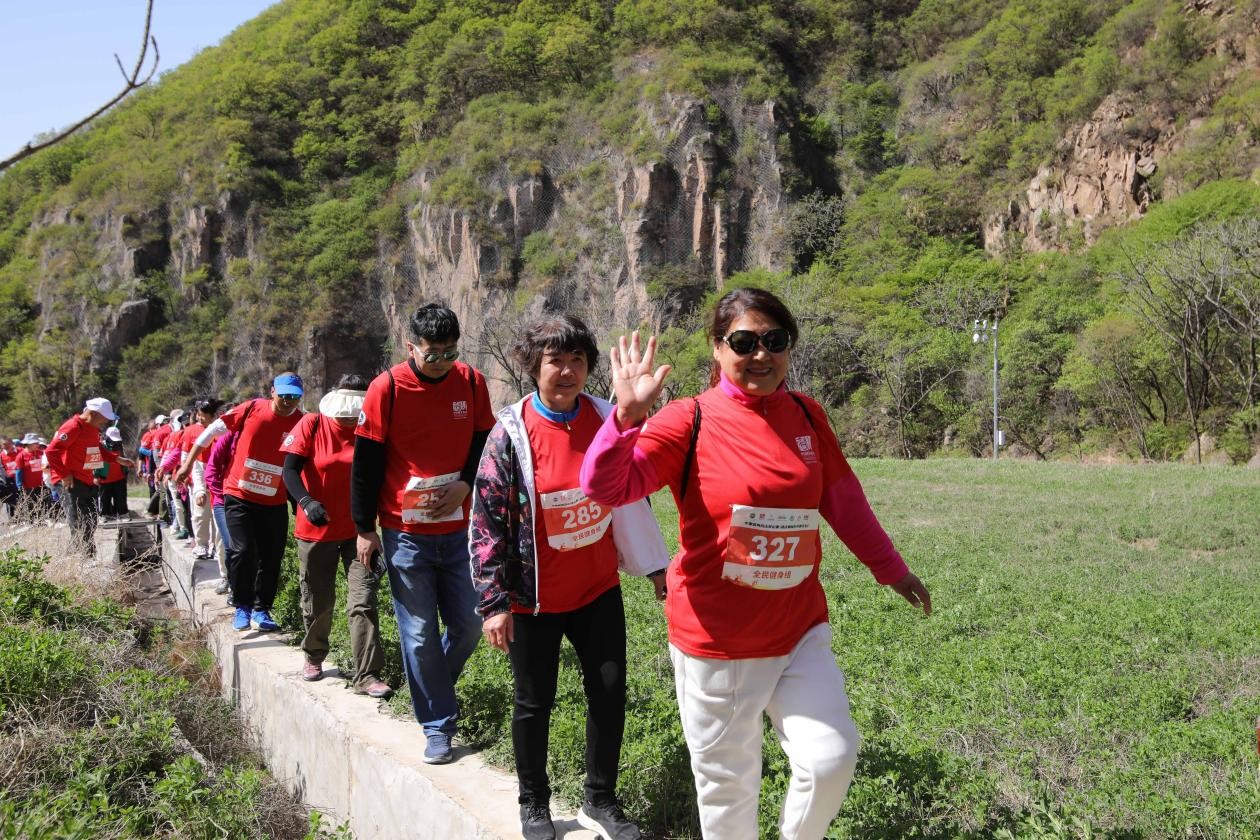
[[284, 460, 1260, 838]]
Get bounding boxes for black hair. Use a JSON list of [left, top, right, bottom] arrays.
[[335, 373, 370, 391], [194, 397, 225, 415], [512, 315, 601, 380], [708, 287, 799, 386], [409, 303, 460, 344]]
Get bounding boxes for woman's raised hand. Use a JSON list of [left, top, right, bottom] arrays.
[[611, 331, 672, 427]]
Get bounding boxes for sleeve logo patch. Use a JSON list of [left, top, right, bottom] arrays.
[[357, 410, 367, 426]]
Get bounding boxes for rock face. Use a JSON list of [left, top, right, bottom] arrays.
[[984, 96, 1162, 254], [376, 89, 792, 401], [984, 3, 1260, 254]]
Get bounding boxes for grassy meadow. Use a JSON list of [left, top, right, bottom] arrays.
[[282, 459, 1260, 838]]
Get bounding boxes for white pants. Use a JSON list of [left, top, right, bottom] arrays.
[[189, 461, 215, 553], [670, 623, 859, 840]]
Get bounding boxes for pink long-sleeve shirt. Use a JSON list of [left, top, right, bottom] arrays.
[[580, 375, 907, 658]]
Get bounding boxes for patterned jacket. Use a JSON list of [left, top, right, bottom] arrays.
[[468, 393, 670, 618]]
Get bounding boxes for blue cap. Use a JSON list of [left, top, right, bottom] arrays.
[[273, 373, 304, 396]]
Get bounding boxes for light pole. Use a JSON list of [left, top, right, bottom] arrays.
[[972, 316, 1001, 460]]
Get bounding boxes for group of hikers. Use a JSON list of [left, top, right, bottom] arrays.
[[0, 416, 131, 528], [26, 288, 933, 840]]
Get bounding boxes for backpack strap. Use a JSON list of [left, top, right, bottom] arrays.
[[679, 398, 702, 501], [788, 392, 818, 433]]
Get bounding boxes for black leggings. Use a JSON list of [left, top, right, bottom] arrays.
[[507, 585, 627, 806], [223, 495, 289, 611]]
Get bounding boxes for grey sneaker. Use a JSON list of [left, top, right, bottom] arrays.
[[576, 799, 640, 840], [423, 731, 452, 764], [519, 802, 555, 840]]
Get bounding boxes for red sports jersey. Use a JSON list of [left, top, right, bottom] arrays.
[[16, 449, 43, 488], [356, 360, 493, 534], [151, 425, 171, 456], [634, 386, 849, 659], [281, 413, 356, 542], [1, 450, 19, 480], [180, 422, 208, 464], [220, 399, 303, 506], [99, 455, 126, 484], [514, 398, 619, 615], [45, 415, 117, 486]]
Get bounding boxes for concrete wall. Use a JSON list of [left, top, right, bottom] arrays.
[[158, 531, 597, 840]]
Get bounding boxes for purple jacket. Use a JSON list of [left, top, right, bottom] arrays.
[[203, 431, 237, 507]]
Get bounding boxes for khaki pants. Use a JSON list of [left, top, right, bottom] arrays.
[[297, 537, 385, 688]]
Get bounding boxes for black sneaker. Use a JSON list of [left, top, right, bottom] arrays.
[[576, 799, 640, 840], [519, 802, 555, 840]]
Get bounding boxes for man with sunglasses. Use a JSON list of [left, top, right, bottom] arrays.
[[177, 373, 305, 633], [351, 303, 493, 765]]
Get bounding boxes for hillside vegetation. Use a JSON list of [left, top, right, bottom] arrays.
[[0, 0, 1258, 461]]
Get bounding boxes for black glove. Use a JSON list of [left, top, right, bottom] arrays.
[[300, 497, 328, 526]]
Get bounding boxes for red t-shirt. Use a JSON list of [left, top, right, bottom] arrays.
[[1, 449, 19, 480], [514, 398, 619, 614], [356, 360, 494, 534], [637, 386, 850, 659], [181, 422, 208, 464], [16, 449, 43, 488], [99, 454, 126, 484], [45, 415, 117, 486], [221, 399, 304, 506], [151, 425, 171, 456], [281, 413, 356, 542]]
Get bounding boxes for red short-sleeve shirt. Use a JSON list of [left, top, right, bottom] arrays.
[[221, 399, 304, 506], [281, 413, 356, 542], [514, 398, 619, 614], [356, 360, 494, 534]]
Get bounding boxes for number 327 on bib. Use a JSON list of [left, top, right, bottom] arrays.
[[722, 505, 820, 590]]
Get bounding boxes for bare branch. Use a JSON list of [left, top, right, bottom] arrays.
[[0, 0, 158, 173]]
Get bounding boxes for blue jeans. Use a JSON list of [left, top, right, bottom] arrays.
[[212, 502, 232, 576], [382, 528, 482, 735]]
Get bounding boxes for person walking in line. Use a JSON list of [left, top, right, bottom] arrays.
[[177, 374, 305, 633], [144, 414, 170, 520], [165, 408, 191, 538], [470, 316, 670, 840], [581, 288, 933, 840], [1, 438, 20, 520], [281, 375, 392, 698], [45, 398, 132, 555], [203, 411, 237, 597], [351, 303, 492, 765], [97, 426, 130, 520], [182, 398, 224, 560], [15, 433, 46, 520]]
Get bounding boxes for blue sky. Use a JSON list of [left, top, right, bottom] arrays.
[[2, 0, 277, 160]]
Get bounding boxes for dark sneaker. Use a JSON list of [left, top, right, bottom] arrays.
[[249, 609, 279, 632], [232, 607, 250, 631], [519, 802, 555, 840], [577, 800, 640, 840], [422, 732, 453, 764]]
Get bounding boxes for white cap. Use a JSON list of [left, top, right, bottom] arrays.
[[155, 414, 168, 424], [20, 433, 39, 445], [84, 397, 117, 421], [105, 427, 122, 442], [169, 408, 185, 421]]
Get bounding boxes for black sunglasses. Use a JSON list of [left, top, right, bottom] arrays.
[[721, 328, 792, 355], [418, 348, 460, 364]]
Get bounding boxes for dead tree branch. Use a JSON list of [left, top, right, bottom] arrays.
[[0, 0, 158, 173]]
